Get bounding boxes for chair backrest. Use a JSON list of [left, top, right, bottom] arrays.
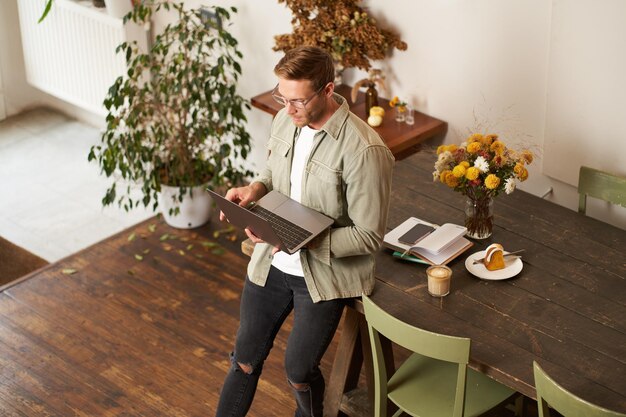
[[533, 361, 626, 417], [578, 166, 626, 214], [362, 295, 471, 417]]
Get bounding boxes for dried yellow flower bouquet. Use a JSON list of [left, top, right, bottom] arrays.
[[433, 133, 534, 238], [434, 133, 533, 198]]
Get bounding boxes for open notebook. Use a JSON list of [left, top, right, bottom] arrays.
[[383, 217, 473, 265]]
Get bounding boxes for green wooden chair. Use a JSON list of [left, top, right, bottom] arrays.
[[533, 361, 626, 417], [362, 295, 515, 417], [577, 166, 626, 214]]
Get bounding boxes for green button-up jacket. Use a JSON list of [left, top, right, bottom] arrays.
[[247, 94, 395, 302]]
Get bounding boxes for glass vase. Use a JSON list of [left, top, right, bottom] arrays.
[[464, 196, 494, 239]]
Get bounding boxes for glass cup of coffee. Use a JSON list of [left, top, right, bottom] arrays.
[[426, 265, 452, 297]]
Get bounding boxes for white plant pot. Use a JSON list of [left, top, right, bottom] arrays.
[[159, 184, 213, 229], [104, 0, 133, 19]]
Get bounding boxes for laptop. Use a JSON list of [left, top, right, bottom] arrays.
[[207, 189, 334, 254]]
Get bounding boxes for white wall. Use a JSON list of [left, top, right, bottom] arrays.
[[541, 0, 626, 229], [3, 0, 625, 228], [359, 0, 554, 196], [544, 0, 626, 186]]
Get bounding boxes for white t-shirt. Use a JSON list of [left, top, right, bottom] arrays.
[[271, 125, 318, 276]]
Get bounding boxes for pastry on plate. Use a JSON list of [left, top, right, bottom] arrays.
[[484, 243, 505, 271]]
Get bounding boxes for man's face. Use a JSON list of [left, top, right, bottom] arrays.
[[276, 78, 326, 128]]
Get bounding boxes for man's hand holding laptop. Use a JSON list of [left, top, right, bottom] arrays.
[[219, 182, 281, 255], [211, 183, 332, 255]]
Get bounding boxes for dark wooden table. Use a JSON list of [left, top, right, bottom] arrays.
[[326, 150, 626, 416], [250, 84, 448, 160]]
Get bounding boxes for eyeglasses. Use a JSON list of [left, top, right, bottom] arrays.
[[271, 84, 326, 109]]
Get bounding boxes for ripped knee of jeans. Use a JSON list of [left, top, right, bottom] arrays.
[[288, 379, 310, 392], [229, 351, 254, 375], [237, 362, 253, 374]]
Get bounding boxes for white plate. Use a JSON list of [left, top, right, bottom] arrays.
[[465, 250, 523, 280]]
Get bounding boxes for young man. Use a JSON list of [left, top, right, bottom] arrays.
[[216, 46, 394, 417]]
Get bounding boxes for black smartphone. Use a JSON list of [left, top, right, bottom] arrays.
[[398, 223, 435, 245]]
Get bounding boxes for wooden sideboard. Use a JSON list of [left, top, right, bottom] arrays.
[[250, 84, 448, 160]]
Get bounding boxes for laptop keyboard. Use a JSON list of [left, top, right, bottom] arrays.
[[251, 205, 313, 250]]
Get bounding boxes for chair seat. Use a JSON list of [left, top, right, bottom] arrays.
[[388, 353, 515, 417]]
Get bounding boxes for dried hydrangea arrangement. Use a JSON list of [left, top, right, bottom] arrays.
[[274, 0, 407, 71]]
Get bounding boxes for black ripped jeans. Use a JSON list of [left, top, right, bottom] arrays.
[[215, 266, 346, 417]]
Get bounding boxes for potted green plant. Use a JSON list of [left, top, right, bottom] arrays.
[[88, 1, 253, 228]]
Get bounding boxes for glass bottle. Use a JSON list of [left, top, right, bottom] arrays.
[[365, 82, 378, 118]]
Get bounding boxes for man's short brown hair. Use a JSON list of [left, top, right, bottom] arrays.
[[274, 46, 334, 91]]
